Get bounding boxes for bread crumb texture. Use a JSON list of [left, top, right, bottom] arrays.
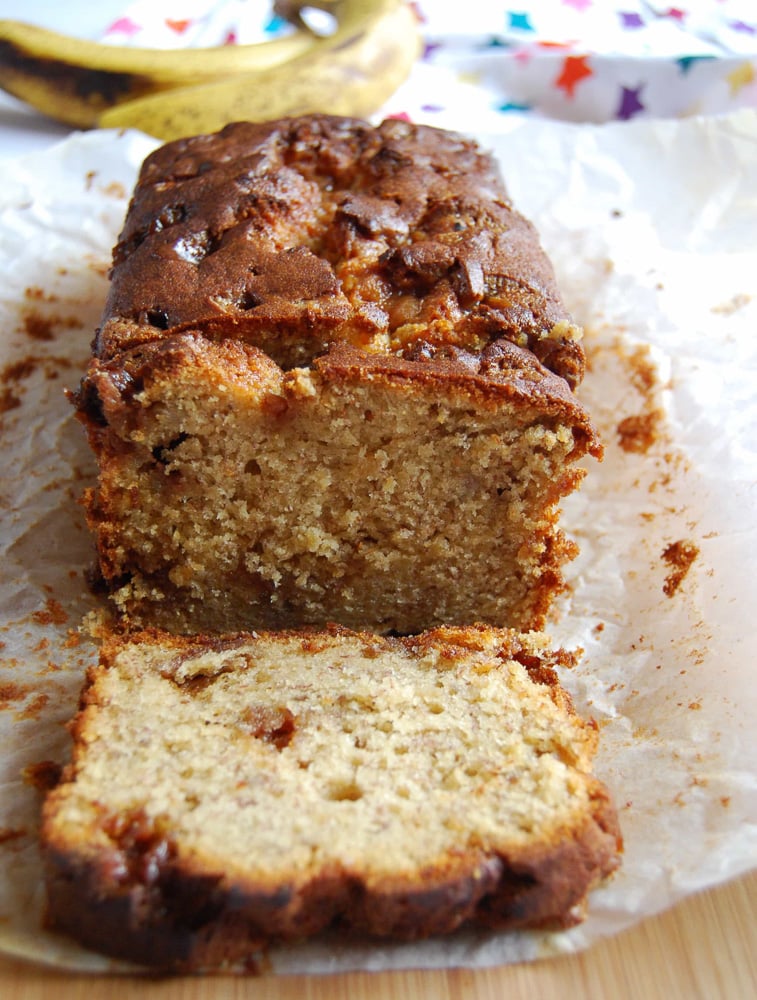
[[77, 334, 596, 633]]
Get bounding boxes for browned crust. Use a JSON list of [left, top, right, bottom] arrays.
[[72, 333, 283, 438], [93, 115, 586, 389], [315, 340, 601, 458], [93, 621, 578, 682], [42, 796, 620, 972], [74, 331, 600, 458]]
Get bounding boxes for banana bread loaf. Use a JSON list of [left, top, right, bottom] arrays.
[[74, 115, 599, 634], [41, 625, 622, 971]]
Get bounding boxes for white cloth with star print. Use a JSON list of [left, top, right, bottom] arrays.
[[87, 0, 757, 129], [394, 0, 757, 127]]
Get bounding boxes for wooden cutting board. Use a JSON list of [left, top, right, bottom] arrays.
[[0, 869, 754, 999]]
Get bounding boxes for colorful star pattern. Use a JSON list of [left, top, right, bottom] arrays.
[[263, 15, 288, 34], [508, 12, 535, 33], [616, 84, 645, 119], [423, 41, 443, 60], [676, 55, 716, 74], [105, 16, 140, 37], [498, 101, 533, 113], [727, 61, 756, 95], [165, 18, 191, 34], [555, 55, 594, 98], [407, 2, 426, 25], [513, 46, 535, 64], [619, 12, 645, 29], [457, 70, 483, 87], [98, 4, 757, 125]]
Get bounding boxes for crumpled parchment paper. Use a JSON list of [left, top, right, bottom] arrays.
[[0, 111, 755, 973]]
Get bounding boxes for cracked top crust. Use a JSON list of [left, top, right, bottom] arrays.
[[96, 115, 585, 388]]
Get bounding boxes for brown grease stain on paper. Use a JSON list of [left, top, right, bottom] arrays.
[[21, 310, 82, 343], [0, 828, 26, 847], [23, 759, 62, 792], [0, 355, 75, 423], [0, 682, 29, 707]]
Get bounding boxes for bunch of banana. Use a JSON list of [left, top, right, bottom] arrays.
[[0, 0, 421, 139], [0, 14, 317, 128]]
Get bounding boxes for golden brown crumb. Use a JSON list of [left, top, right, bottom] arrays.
[[662, 539, 699, 597], [617, 409, 665, 454], [31, 599, 68, 627]]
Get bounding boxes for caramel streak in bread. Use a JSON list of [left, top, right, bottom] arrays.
[[73, 115, 599, 634], [41, 625, 622, 972]]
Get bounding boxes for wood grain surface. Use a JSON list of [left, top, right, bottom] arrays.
[[1, 869, 754, 1000]]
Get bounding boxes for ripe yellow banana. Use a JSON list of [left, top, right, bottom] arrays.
[[0, 17, 317, 128], [99, 0, 421, 140]]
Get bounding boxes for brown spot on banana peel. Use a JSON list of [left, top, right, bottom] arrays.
[[0, 40, 154, 124]]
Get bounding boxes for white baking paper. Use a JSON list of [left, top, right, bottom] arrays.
[[0, 112, 755, 974]]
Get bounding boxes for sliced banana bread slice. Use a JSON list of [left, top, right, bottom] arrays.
[[42, 625, 621, 971]]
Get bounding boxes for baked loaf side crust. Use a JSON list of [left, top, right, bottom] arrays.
[[41, 625, 622, 972], [97, 115, 585, 388]]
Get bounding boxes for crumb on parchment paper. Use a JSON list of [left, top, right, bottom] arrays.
[[662, 540, 700, 598], [30, 599, 68, 627], [617, 409, 665, 454]]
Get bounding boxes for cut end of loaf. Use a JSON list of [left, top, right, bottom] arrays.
[[75, 332, 599, 635]]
